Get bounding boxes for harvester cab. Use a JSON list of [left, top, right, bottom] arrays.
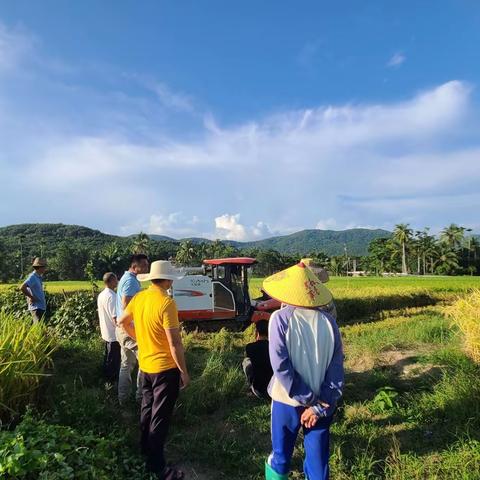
[[172, 257, 262, 330]]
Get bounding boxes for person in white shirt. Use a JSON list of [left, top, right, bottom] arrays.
[[97, 272, 120, 383]]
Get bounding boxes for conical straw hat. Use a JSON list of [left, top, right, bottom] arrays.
[[262, 262, 332, 308]]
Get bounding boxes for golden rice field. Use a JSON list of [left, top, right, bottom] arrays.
[[3, 275, 480, 296]]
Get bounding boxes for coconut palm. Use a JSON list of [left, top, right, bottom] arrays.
[[470, 237, 480, 262], [175, 240, 197, 266], [434, 245, 460, 275], [393, 224, 413, 274], [440, 224, 466, 251], [415, 228, 436, 275], [132, 232, 150, 255]]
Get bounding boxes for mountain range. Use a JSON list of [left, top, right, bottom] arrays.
[[0, 223, 392, 256]]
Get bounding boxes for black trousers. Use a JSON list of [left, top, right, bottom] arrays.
[[103, 341, 121, 382], [140, 368, 180, 474]]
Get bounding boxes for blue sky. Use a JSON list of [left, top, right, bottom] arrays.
[[1, 1, 480, 240]]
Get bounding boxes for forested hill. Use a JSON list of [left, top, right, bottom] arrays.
[[0, 224, 120, 257], [0, 223, 391, 257], [229, 228, 392, 256]]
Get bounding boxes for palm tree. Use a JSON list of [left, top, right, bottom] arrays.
[[424, 238, 438, 275], [440, 224, 466, 251], [415, 228, 435, 275], [393, 224, 413, 274], [470, 237, 480, 263], [132, 232, 150, 255], [100, 242, 123, 272], [434, 245, 459, 275], [175, 240, 197, 266]]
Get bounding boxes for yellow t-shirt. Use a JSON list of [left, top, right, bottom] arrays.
[[125, 285, 179, 374]]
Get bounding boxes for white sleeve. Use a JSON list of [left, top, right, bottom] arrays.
[[107, 293, 117, 320]]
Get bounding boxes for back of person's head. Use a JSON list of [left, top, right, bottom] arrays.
[[256, 320, 269, 338], [103, 272, 117, 285], [130, 254, 148, 267]]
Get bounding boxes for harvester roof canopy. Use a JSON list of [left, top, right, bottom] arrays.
[[203, 257, 257, 266]]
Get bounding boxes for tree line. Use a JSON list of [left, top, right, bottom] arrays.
[[0, 223, 478, 283]]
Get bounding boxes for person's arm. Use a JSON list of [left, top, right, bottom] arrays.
[[20, 282, 35, 302], [122, 295, 133, 310], [121, 277, 138, 309], [107, 294, 118, 326], [269, 309, 318, 406], [165, 328, 189, 388], [163, 300, 189, 388], [117, 308, 136, 339]]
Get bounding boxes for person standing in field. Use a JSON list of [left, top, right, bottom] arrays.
[[301, 258, 338, 320], [263, 262, 344, 480], [97, 272, 120, 383], [116, 254, 149, 405], [20, 257, 48, 323], [118, 260, 189, 480]]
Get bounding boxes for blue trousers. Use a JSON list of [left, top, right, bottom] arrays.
[[267, 400, 332, 480]]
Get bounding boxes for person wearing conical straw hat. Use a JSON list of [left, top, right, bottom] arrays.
[[263, 262, 344, 480], [20, 257, 48, 323], [118, 260, 189, 480], [301, 258, 337, 320]]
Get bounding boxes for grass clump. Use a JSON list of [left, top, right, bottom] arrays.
[[445, 290, 480, 363], [178, 351, 244, 420], [0, 314, 56, 422], [384, 437, 480, 479]]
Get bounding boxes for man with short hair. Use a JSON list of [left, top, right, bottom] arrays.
[[242, 320, 273, 399], [118, 260, 189, 480], [116, 253, 149, 405], [20, 257, 47, 323], [97, 272, 120, 383]]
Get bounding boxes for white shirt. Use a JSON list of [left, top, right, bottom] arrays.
[[97, 287, 118, 342]]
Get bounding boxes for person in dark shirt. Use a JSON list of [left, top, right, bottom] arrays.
[[242, 320, 273, 399]]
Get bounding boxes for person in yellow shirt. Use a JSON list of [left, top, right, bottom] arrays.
[[118, 260, 189, 480]]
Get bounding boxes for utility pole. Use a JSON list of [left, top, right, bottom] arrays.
[[344, 243, 349, 276]]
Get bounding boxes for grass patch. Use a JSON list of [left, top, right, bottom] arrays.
[[0, 314, 56, 423], [343, 309, 453, 363]]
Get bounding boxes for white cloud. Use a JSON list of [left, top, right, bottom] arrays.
[[0, 23, 33, 72], [387, 52, 406, 68], [145, 81, 195, 113], [213, 214, 274, 241], [1, 31, 478, 239], [214, 214, 248, 241], [316, 218, 339, 230], [121, 212, 202, 238]]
